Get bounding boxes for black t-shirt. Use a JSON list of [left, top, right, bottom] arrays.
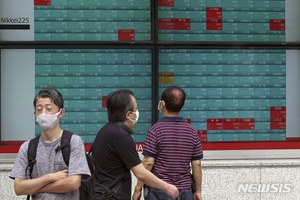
[[93, 122, 141, 200]]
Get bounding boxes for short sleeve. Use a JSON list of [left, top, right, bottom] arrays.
[[115, 135, 141, 169], [9, 141, 30, 180], [192, 130, 203, 160], [142, 126, 158, 157], [68, 135, 91, 181]]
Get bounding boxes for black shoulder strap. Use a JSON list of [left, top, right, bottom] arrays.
[[110, 173, 127, 197], [26, 132, 72, 200], [26, 135, 41, 200], [88, 145, 93, 155], [55, 130, 73, 166], [27, 135, 41, 178]]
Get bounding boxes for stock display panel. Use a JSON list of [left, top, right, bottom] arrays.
[[35, 49, 152, 143], [34, 0, 151, 41], [158, 49, 286, 142], [158, 0, 286, 42], [1, 0, 300, 42]]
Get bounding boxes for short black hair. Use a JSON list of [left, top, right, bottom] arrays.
[[33, 87, 64, 110], [161, 86, 186, 112], [107, 89, 134, 123]]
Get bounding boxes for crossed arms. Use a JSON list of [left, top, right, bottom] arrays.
[[14, 170, 81, 196]]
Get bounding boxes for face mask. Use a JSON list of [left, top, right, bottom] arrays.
[[129, 109, 139, 125], [158, 101, 165, 113], [36, 109, 61, 130]]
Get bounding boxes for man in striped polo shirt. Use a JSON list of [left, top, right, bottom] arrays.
[[133, 86, 203, 200]]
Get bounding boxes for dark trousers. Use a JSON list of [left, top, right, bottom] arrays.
[[147, 186, 194, 200]]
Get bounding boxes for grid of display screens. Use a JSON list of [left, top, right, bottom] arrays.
[[35, 49, 152, 143], [158, 0, 285, 42], [2, 0, 300, 43], [159, 49, 286, 142], [34, 0, 151, 41]]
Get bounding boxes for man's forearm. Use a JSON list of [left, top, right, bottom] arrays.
[[14, 175, 54, 195], [191, 160, 202, 193], [135, 156, 154, 189], [132, 163, 179, 199], [136, 179, 144, 190], [193, 170, 202, 193], [132, 164, 169, 191], [15, 169, 69, 195], [37, 175, 81, 193], [138, 168, 169, 191]]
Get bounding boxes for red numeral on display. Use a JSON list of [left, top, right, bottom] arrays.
[[118, 29, 135, 41], [34, 0, 51, 6]]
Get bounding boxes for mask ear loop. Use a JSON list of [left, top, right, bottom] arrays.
[[158, 100, 165, 111], [161, 101, 165, 110], [56, 108, 63, 119], [129, 110, 138, 125]]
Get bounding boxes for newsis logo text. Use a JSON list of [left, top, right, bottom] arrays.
[[238, 183, 292, 193]]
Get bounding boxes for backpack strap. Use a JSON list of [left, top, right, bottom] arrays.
[[25, 131, 73, 200], [55, 130, 73, 166], [87, 144, 94, 174], [26, 135, 41, 178], [26, 135, 41, 200], [88, 145, 93, 155]]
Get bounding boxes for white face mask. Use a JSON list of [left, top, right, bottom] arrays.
[[129, 110, 139, 125], [36, 109, 61, 130]]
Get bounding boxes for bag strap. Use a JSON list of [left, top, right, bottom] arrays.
[[87, 144, 94, 174], [26, 131, 72, 200], [88, 144, 93, 155], [55, 130, 73, 166], [108, 122, 131, 197], [26, 135, 41, 178], [26, 135, 41, 200], [109, 172, 128, 197]]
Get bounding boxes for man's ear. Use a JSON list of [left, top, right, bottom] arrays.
[[58, 108, 65, 119], [161, 100, 165, 108], [125, 111, 131, 120]]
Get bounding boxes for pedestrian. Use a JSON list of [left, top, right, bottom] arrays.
[[9, 87, 91, 200], [92, 89, 179, 200], [133, 86, 203, 200]]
